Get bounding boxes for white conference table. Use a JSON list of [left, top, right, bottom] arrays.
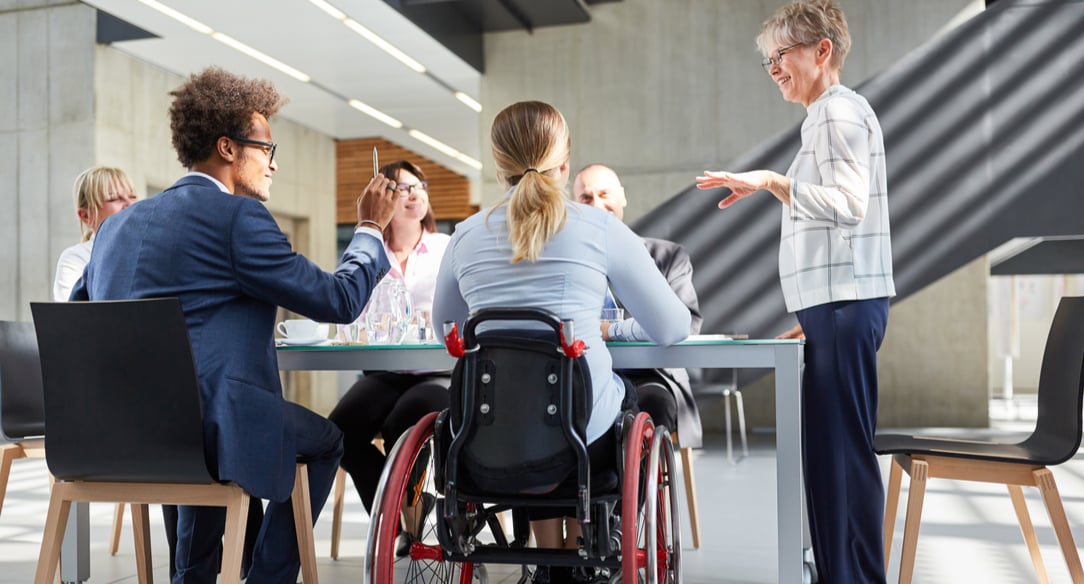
[[278, 336, 806, 582]]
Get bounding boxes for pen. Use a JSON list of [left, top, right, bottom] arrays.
[[372, 146, 379, 178]]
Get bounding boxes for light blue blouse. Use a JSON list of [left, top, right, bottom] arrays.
[[433, 196, 690, 443]]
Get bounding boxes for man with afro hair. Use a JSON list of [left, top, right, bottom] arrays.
[[73, 67, 399, 583]]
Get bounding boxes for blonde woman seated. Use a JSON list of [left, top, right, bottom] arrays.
[[433, 101, 690, 584], [53, 166, 137, 301]]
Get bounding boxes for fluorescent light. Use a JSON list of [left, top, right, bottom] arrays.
[[308, 0, 346, 20], [136, 0, 213, 34], [408, 129, 463, 158], [343, 19, 427, 74], [454, 91, 482, 113], [455, 153, 483, 170], [211, 33, 311, 83], [348, 99, 403, 129]]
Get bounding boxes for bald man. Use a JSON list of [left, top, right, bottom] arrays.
[[573, 164, 704, 449]]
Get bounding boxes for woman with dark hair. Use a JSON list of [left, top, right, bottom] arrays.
[[697, 1, 894, 582], [329, 160, 451, 549], [433, 101, 690, 583]]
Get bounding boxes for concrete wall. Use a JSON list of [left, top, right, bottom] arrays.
[[480, 0, 990, 428], [1, 0, 96, 321]]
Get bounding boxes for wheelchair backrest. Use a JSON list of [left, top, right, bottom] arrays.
[[446, 308, 592, 495]]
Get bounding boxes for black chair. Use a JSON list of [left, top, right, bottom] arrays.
[[875, 295, 1084, 584], [1, 320, 136, 558], [30, 299, 319, 584], [0, 320, 46, 515], [366, 308, 680, 584]]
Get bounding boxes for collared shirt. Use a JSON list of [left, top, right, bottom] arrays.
[[780, 84, 896, 312], [382, 230, 450, 313]]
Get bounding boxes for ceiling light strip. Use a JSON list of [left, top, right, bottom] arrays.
[[348, 99, 403, 129], [343, 19, 427, 74], [136, 0, 212, 34], [139, 0, 479, 171], [211, 33, 311, 83], [407, 130, 482, 169], [454, 91, 483, 113], [308, 0, 346, 20], [308, 0, 480, 113]]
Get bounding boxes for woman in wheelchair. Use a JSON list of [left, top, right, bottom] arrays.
[[423, 100, 690, 584]]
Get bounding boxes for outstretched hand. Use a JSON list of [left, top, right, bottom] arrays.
[[695, 170, 787, 208], [356, 174, 397, 230]]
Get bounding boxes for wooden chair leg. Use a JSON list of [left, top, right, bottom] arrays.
[[34, 483, 73, 584], [131, 503, 153, 584], [671, 433, 700, 550], [292, 463, 319, 584], [110, 502, 125, 555], [0, 443, 25, 515], [1034, 468, 1084, 583], [883, 458, 903, 574], [1008, 484, 1050, 583], [330, 466, 346, 560], [220, 488, 251, 584], [897, 459, 928, 584]]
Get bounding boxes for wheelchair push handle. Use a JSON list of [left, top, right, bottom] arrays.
[[442, 321, 468, 357]]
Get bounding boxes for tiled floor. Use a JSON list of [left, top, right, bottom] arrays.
[[2, 400, 1083, 583]]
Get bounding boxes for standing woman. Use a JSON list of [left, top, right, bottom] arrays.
[[53, 166, 137, 301], [696, 1, 895, 582], [329, 160, 451, 525]]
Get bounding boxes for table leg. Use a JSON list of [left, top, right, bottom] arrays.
[[60, 502, 89, 583], [774, 346, 804, 583]]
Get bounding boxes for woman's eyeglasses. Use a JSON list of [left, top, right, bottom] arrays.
[[392, 181, 428, 197], [762, 43, 805, 72]]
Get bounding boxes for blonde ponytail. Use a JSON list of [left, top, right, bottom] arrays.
[[489, 101, 571, 263]]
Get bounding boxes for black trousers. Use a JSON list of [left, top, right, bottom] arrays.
[[620, 371, 677, 432], [328, 371, 450, 512]]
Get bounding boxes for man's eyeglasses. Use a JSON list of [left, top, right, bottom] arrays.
[[762, 43, 805, 72], [231, 136, 277, 164], [392, 181, 428, 197]]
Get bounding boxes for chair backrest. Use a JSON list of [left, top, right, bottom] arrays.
[[0, 321, 46, 441], [1022, 295, 1084, 465], [30, 299, 215, 484], [445, 308, 592, 496]]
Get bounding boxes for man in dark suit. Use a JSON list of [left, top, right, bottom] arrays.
[[573, 164, 704, 449], [72, 67, 398, 584]]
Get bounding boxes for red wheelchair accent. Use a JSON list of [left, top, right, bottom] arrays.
[[558, 323, 585, 358], [443, 322, 466, 357]]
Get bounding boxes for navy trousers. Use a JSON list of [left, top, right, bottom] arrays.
[[796, 298, 889, 584], [172, 402, 343, 584]]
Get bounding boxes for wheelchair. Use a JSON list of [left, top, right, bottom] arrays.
[[365, 308, 681, 584]]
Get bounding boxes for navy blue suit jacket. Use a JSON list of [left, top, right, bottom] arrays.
[[72, 175, 389, 501]]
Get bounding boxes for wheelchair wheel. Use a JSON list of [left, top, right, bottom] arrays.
[[367, 412, 475, 584], [620, 414, 679, 584]]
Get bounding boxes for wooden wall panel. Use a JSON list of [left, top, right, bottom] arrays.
[[336, 137, 475, 226]]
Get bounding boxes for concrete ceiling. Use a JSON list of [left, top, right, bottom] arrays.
[[84, 0, 486, 178]]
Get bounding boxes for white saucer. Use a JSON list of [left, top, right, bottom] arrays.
[[277, 337, 329, 346]]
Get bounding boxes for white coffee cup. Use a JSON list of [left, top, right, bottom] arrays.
[[277, 319, 325, 340]]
